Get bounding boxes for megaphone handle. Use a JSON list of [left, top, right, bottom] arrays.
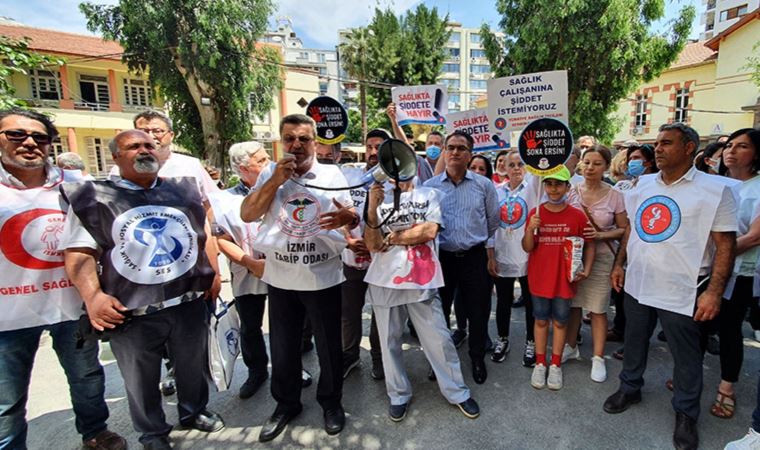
[[393, 185, 401, 211]]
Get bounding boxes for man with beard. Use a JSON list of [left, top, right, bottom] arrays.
[[241, 114, 358, 442], [315, 142, 341, 165], [62, 130, 223, 450], [339, 129, 387, 380], [0, 108, 126, 450]]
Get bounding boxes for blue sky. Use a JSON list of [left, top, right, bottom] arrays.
[[1, 0, 702, 49]]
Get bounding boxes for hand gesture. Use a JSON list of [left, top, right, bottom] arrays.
[[86, 291, 128, 331], [487, 257, 498, 277], [205, 274, 221, 301], [319, 198, 355, 230], [271, 154, 297, 186], [368, 183, 385, 207], [523, 130, 543, 149], [610, 265, 625, 292], [347, 236, 370, 258], [583, 225, 598, 240], [386, 103, 397, 121]]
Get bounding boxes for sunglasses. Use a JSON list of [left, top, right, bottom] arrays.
[[0, 129, 52, 144]]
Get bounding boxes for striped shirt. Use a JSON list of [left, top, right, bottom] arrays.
[[424, 170, 500, 252]]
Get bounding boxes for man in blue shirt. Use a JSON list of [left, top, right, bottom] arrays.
[[424, 131, 500, 384]]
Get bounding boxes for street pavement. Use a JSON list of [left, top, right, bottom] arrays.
[[25, 282, 760, 449]]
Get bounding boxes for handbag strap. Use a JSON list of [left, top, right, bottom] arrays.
[[574, 186, 617, 255]]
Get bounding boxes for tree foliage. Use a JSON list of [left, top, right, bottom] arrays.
[[344, 93, 391, 143], [746, 41, 760, 88], [80, 0, 282, 165], [0, 36, 64, 109], [481, 0, 695, 142]]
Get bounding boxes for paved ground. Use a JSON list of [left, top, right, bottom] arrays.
[[25, 282, 760, 449]]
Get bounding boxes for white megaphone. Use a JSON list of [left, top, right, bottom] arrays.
[[359, 138, 418, 186]]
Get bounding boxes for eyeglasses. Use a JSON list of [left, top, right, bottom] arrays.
[[445, 145, 470, 153], [137, 128, 169, 138], [283, 135, 314, 145], [0, 129, 51, 144]]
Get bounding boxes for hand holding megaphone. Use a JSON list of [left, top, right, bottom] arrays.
[[360, 139, 418, 186], [272, 153, 297, 186]]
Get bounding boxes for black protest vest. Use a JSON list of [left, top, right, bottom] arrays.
[[62, 177, 214, 310]]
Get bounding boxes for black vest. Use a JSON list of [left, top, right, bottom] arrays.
[[62, 178, 214, 310]]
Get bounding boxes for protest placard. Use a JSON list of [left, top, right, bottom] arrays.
[[487, 70, 568, 148], [445, 109, 501, 152], [517, 118, 573, 176], [391, 85, 447, 126], [306, 96, 349, 144]]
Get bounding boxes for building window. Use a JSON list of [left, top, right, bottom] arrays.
[[448, 32, 460, 44], [635, 95, 647, 127], [469, 94, 482, 105], [317, 53, 326, 63], [298, 51, 309, 59], [319, 82, 328, 95], [469, 80, 487, 89], [442, 63, 460, 73], [252, 110, 271, 126], [448, 94, 461, 107], [318, 67, 327, 76], [674, 88, 689, 123], [470, 49, 486, 58], [448, 48, 460, 58], [77, 74, 110, 110], [720, 4, 748, 21], [50, 136, 68, 160], [85, 137, 114, 177], [470, 64, 491, 74], [30, 69, 61, 100], [440, 78, 460, 89], [123, 78, 151, 107], [470, 33, 481, 43]]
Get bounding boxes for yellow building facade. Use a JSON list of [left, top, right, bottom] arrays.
[[612, 10, 760, 145]]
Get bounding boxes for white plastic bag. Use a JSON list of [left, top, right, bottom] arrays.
[[208, 297, 241, 391]]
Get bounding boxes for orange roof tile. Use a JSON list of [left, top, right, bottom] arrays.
[[670, 40, 717, 69], [0, 24, 123, 60]]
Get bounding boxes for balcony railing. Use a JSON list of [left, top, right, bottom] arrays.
[[74, 101, 110, 112]]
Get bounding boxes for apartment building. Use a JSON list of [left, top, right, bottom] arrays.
[[701, 0, 758, 39]]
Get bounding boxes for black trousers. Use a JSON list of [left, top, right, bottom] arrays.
[[235, 293, 269, 377], [109, 299, 209, 444], [341, 265, 381, 365], [268, 284, 343, 414], [718, 276, 757, 383], [439, 245, 491, 362], [611, 288, 626, 335], [493, 276, 533, 341]]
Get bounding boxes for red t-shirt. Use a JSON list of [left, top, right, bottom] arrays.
[[526, 203, 591, 300]]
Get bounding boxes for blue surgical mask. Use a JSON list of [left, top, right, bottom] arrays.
[[546, 194, 568, 205], [625, 159, 646, 178], [426, 145, 441, 160]]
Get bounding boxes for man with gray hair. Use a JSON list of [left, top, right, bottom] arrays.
[[57, 152, 95, 180], [62, 129, 224, 449]]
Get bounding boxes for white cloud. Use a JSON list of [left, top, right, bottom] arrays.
[[1, 0, 119, 35], [274, 0, 421, 48]]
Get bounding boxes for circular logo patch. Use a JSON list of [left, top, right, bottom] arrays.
[[278, 192, 322, 238], [494, 117, 507, 130], [634, 196, 681, 243], [110, 206, 198, 284], [499, 197, 527, 230], [0, 208, 66, 270]]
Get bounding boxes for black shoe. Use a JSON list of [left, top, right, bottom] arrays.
[[582, 313, 592, 325], [301, 340, 314, 353], [522, 340, 536, 367], [159, 371, 176, 397], [577, 332, 583, 345], [180, 409, 224, 433], [612, 347, 624, 361], [142, 436, 171, 450], [457, 398, 480, 419], [472, 360, 487, 384], [606, 329, 624, 342], [323, 407, 345, 435], [389, 403, 408, 422], [673, 412, 699, 450], [371, 362, 385, 380], [239, 373, 268, 399], [512, 295, 525, 308], [302, 369, 313, 387], [706, 335, 720, 356], [603, 390, 642, 414], [657, 330, 667, 342], [259, 409, 301, 443], [428, 365, 437, 381], [491, 337, 510, 362], [451, 329, 467, 348], [342, 358, 360, 379]]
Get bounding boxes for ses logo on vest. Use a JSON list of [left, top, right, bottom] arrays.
[[499, 197, 527, 230], [634, 195, 681, 243], [110, 206, 198, 284]]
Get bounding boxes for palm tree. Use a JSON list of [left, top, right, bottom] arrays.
[[339, 28, 373, 140]]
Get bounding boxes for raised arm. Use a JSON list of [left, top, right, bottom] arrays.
[[240, 157, 295, 222]]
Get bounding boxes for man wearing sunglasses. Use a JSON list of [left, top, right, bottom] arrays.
[[62, 129, 223, 450], [241, 114, 359, 442], [0, 109, 126, 450]]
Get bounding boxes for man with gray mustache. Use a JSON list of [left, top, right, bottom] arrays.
[[61, 130, 223, 450]]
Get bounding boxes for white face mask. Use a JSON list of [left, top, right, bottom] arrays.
[[707, 157, 722, 173]]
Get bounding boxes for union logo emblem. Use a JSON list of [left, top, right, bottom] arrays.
[[634, 195, 681, 243], [278, 192, 322, 238]]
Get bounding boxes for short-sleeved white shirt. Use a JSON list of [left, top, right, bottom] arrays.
[[252, 160, 351, 291], [489, 180, 536, 278], [624, 167, 737, 316]]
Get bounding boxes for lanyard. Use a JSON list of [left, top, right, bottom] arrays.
[[504, 183, 525, 229]]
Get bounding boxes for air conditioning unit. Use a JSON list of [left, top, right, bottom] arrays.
[[632, 125, 644, 136], [263, 131, 273, 140], [251, 131, 259, 139], [453, 56, 460, 61]]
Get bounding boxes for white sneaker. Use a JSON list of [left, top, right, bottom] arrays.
[[547, 364, 563, 390], [591, 356, 607, 383], [725, 428, 760, 450], [561, 343, 580, 363], [754, 330, 760, 342], [531, 363, 547, 389]]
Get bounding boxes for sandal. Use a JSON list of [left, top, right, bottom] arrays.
[[710, 390, 736, 419]]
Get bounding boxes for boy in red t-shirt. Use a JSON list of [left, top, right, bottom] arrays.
[[522, 165, 595, 390]]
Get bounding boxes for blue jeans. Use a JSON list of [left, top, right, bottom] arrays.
[[0, 320, 109, 449], [532, 296, 571, 324]]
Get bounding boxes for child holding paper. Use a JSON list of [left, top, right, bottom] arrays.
[[522, 165, 595, 390]]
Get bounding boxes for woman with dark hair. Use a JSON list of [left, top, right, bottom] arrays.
[[563, 144, 627, 383], [709, 128, 760, 419], [695, 141, 727, 175], [613, 144, 657, 192], [493, 150, 510, 184], [468, 154, 493, 180]]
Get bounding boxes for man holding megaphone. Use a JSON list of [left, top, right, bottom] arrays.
[[240, 114, 359, 442]]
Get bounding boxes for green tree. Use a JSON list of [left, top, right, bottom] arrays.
[[745, 41, 760, 88], [481, 0, 695, 141], [340, 27, 375, 140], [80, 0, 282, 166], [0, 36, 64, 109], [344, 92, 391, 143]]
